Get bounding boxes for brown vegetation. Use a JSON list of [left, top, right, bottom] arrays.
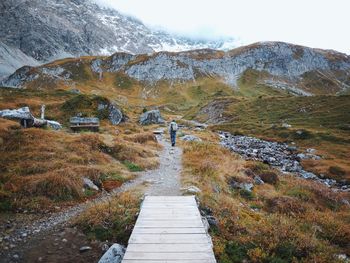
[[182, 138, 350, 262]]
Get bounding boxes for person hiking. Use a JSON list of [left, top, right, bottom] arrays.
[[169, 120, 178, 147]]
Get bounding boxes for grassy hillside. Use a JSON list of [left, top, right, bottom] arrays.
[[181, 140, 350, 262], [189, 94, 350, 183]]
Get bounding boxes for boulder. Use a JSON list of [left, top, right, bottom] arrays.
[[0, 106, 33, 120], [180, 135, 202, 142], [108, 104, 124, 125], [181, 185, 201, 194], [83, 177, 99, 191], [98, 244, 125, 263], [47, 120, 62, 130], [139, 110, 165, 125]]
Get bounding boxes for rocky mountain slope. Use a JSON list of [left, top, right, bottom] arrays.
[[0, 0, 235, 78], [2, 41, 350, 95]]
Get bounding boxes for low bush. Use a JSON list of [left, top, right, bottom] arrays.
[[329, 165, 346, 176], [260, 171, 279, 185], [266, 196, 306, 215]]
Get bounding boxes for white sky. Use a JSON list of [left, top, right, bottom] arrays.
[[96, 0, 350, 54]]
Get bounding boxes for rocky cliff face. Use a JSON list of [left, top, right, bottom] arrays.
[[0, 0, 235, 78], [2, 42, 350, 95]]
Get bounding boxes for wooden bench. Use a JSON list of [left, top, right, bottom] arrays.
[[70, 117, 100, 132]]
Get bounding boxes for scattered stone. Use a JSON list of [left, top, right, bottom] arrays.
[[62, 238, 67, 242], [98, 243, 125, 263], [180, 135, 202, 142], [282, 123, 291, 128], [229, 180, 254, 192], [70, 88, 81, 94], [181, 185, 201, 194], [254, 176, 264, 185], [79, 246, 92, 253], [206, 215, 218, 228], [139, 110, 165, 125], [219, 132, 349, 190], [83, 177, 99, 191], [47, 120, 62, 130], [12, 254, 19, 260], [306, 148, 316, 154]]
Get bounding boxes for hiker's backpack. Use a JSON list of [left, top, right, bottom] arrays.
[[170, 122, 178, 132]]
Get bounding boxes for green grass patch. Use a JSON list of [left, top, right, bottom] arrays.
[[123, 161, 143, 172]]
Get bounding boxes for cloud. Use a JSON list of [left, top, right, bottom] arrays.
[[93, 0, 350, 54]]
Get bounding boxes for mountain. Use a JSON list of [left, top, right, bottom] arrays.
[[0, 0, 236, 78], [3, 41, 350, 95]]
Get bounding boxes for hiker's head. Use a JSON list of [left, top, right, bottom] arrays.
[[172, 119, 176, 122]]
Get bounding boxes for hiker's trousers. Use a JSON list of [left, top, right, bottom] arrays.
[[170, 131, 176, 146]]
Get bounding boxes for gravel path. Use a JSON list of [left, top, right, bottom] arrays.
[[1, 134, 183, 262]]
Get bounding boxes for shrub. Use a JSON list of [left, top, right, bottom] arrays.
[[239, 189, 255, 200], [266, 196, 306, 215], [292, 129, 313, 140], [260, 171, 279, 185], [286, 187, 311, 202], [328, 166, 346, 176]]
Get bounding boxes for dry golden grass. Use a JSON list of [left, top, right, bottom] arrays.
[[73, 191, 141, 244], [0, 118, 159, 211], [181, 131, 350, 262]]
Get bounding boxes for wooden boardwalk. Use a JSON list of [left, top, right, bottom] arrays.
[[122, 196, 217, 263]]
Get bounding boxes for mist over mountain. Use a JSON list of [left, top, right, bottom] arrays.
[[0, 0, 236, 79]]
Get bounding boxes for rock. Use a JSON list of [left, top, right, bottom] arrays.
[[0, 106, 33, 120], [69, 88, 81, 94], [108, 104, 124, 125], [181, 185, 201, 194], [206, 215, 218, 228], [47, 120, 62, 130], [139, 110, 165, 125], [229, 180, 254, 192], [83, 177, 99, 191], [98, 243, 125, 263], [12, 254, 19, 260], [254, 176, 264, 185], [282, 123, 291, 128], [80, 246, 92, 253], [300, 171, 317, 179], [306, 148, 316, 153], [180, 135, 202, 142]]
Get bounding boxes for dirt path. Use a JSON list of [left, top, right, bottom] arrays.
[[1, 134, 183, 263]]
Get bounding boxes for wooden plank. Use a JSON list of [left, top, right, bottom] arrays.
[[129, 234, 211, 244], [122, 196, 216, 263], [132, 227, 206, 234], [126, 243, 212, 252], [122, 260, 215, 263], [134, 220, 204, 228], [144, 196, 195, 200], [123, 252, 216, 260]]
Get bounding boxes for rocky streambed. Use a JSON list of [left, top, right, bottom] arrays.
[[219, 132, 349, 192]]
